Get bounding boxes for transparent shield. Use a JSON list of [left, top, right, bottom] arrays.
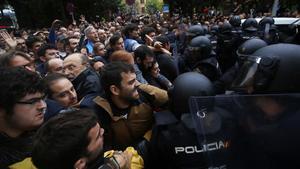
[[189, 94, 300, 169]]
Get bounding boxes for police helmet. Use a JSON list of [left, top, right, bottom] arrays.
[[229, 15, 241, 27], [236, 38, 268, 57], [242, 18, 259, 32], [259, 17, 275, 28], [187, 36, 212, 61], [211, 25, 219, 35], [219, 22, 232, 34], [232, 44, 300, 93], [169, 72, 215, 119], [186, 25, 205, 38], [202, 25, 209, 35]]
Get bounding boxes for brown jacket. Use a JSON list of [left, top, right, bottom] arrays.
[[93, 84, 168, 149]]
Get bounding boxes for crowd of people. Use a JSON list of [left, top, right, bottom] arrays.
[[0, 6, 300, 169]]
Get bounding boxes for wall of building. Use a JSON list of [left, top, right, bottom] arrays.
[[122, 0, 163, 14]]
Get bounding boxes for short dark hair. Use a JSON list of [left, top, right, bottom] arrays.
[[32, 109, 98, 169], [0, 67, 45, 115], [141, 27, 156, 41], [109, 34, 122, 46], [64, 36, 78, 48], [122, 23, 138, 37], [37, 44, 57, 58], [25, 35, 42, 49], [93, 42, 105, 53], [101, 62, 135, 96], [134, 45, 154, 61], [43, 73, 68, 98], [0, 50, 32, 68], [155, 35, 170, 47]]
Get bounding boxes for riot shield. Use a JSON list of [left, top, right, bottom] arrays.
[[189, 94, 300, 169]]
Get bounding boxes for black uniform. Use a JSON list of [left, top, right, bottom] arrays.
[[147, 109, 241, 169]]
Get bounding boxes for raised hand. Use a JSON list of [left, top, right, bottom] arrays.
[[0, 30, 17, 49]]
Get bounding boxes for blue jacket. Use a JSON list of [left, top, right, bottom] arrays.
[[124, 38, 140, 52]]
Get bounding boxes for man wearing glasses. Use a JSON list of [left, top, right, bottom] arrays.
[[0, 67, 46, 169], [0, 50, 36, 72]]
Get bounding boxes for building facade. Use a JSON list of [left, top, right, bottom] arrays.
[[122, 0, 164, 14]]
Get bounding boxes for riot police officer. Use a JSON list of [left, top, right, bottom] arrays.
[[258, 17, 279, 44], [210, 25, 219, 52], [177, 24, 205, 55], [179, 36, 222, 81], [214, 38, 268, 94], [241, 18, 260, 42], [147, 72, 240, 169], [231, 44, 300, 168], [217, 22, 241, 72], [229, 15, 242, 28]]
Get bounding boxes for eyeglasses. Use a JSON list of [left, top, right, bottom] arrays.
[[16, 95, 47, 105]]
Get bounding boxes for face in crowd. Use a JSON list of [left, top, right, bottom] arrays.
[[112, 37, 124, 51], [47, 58, 64, 74], [63, 53, 88, 81], [87, 28, 100, 43], [0, 68, 46, 138], [48, 76, 78, 107], [118, 71, 140, 102]]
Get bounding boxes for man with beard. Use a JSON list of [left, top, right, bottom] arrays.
[[32, 109, 133, 169], [94, 62, 168, 150], [134, 45, 155, 76]]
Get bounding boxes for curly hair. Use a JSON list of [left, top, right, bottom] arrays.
[[0, 67, 45, 115]]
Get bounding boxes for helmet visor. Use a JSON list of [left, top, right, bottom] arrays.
[[231, 56, 261, 90]]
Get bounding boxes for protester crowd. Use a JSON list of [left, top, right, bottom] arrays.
[[0, 5, 300, 169]]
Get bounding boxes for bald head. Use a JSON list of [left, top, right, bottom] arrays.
[[46, 58, 64, 74], [63, 53, 88, 81]]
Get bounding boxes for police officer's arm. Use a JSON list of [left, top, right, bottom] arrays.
[[137, 83, 169, 107], [146, 126, 170, 169]]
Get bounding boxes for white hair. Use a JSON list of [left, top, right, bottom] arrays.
[[84, 26, 95, 36]]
